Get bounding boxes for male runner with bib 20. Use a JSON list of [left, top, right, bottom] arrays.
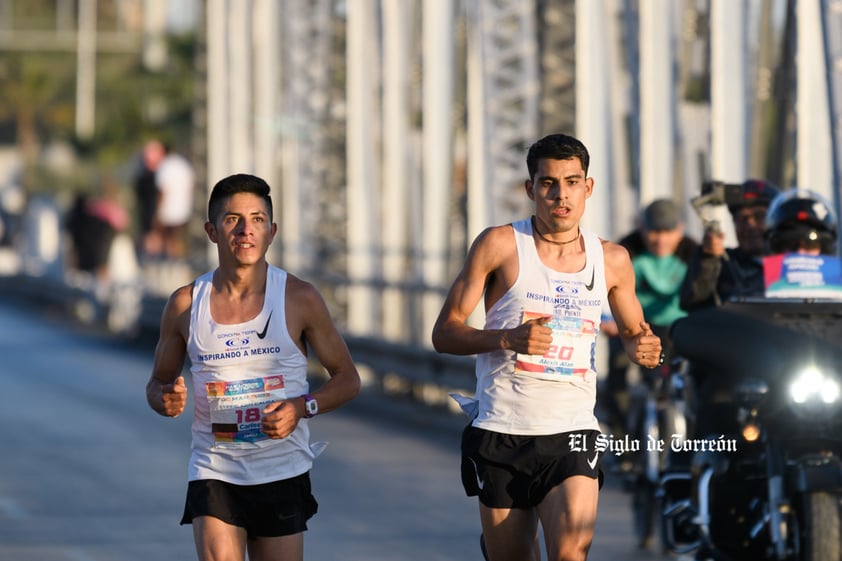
[[146, 173, 360, 561], [432, 134, 662, 561]]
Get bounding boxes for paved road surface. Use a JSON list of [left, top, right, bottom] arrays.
[[0, 296, 678, 560]]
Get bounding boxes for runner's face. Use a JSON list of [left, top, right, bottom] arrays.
[[207, 193, 276, 264], [526, 157, 592, 232]]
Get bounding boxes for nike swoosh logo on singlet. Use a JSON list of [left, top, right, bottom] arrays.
[[256, 312, 272, 339], [584, 267, 595, 291]]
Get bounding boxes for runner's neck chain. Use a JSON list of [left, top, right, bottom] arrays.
[[531, 216, 580, 246]]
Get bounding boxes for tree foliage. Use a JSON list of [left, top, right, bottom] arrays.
[[0, 20, 196, 196]]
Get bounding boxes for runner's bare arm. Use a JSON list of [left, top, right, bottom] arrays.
[[261, 275, 361, 439], [432, 226, 552, 356], [294, 276, 361, 415], [603, 241, 662, 368], [146, 284, 191, 417]]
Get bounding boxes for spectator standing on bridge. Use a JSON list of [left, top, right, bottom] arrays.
[[146, 173, 361, 561], [432, 133, 662, 561], [66, 176, 131, 286], [152, 145, 195, 261], [133, 139, 166, 259]]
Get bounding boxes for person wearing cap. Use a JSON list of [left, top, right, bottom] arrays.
[[599, 200, 697, 449], [678, 180, 783, 441], [633, 199, 697, 334], [679, 179, 780, 311]]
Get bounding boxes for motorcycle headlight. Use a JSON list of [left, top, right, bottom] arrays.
[[789, 367, 841, 405]]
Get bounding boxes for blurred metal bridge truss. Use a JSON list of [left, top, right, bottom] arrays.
[[276, 0, 337, 275], [464, 0, 576, 230], [466, 0, 540, 229], [823, 0, 842, 224]]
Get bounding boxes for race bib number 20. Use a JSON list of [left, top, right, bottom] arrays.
[[515, 311, 595, 379]]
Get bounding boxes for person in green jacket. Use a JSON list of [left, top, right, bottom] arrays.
[[600, 199, 697, 439]]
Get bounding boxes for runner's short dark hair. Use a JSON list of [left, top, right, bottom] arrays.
[[208, 173, 273, 224], [526, 134, 590, 180]]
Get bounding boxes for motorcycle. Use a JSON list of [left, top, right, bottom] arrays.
[[659, 297, 842, 561], [625, 356, 692, 550]]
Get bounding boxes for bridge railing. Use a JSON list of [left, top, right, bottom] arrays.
[[0, 263, 478, 414]]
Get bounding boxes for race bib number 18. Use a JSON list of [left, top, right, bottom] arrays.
[[206, 375, 287, 447]]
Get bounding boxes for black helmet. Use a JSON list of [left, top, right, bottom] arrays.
[[726, 179, 780, 214], [765, 188, 838, 254]]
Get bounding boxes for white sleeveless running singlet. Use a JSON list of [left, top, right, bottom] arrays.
[[471, 219, 607, 436], [186, 265, 316, 485]]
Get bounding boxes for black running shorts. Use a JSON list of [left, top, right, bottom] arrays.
[[180, 473, 318, 538], [461, 425, 603, 509]]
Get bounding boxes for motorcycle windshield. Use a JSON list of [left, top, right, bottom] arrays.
[[670, 298, 842, 381]]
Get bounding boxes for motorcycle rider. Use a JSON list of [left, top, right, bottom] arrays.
[[688, 187, 838, 437], [765, 187, 837, 256], [667, 188, 841, 560]]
